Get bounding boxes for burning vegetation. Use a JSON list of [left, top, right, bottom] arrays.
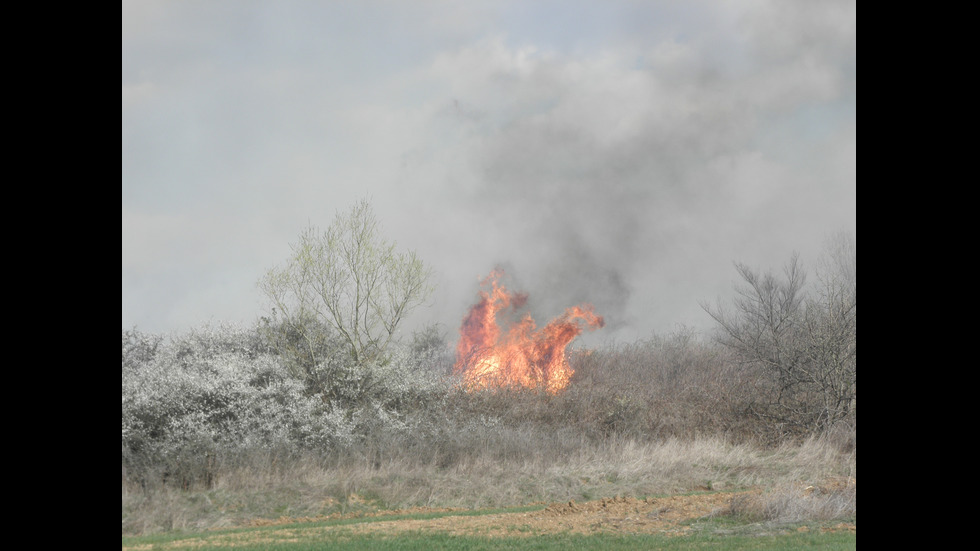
[[454, 269, 604, 393]]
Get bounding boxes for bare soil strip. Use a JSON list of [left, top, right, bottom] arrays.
[[124, 483, 856, 550]]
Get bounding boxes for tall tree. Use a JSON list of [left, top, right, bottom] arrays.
[[259, 199, 434, 373]]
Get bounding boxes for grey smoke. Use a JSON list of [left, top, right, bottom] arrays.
[[122, 2, 855, 343]]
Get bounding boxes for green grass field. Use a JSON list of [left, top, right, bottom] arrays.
[[122, 504, 855, 551], [123, 529, 855, 551]]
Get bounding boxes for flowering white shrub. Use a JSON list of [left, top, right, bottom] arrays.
[[123, 324, 354, 485], [122, 322, 455, 487]]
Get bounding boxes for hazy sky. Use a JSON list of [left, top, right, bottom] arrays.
[[122, 0, 855, 345]]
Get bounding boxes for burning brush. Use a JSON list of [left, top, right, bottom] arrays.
[[454, 269, 604, 393]]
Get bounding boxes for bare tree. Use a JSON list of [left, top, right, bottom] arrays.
[[703, 234, 856, 434], [803, 231, 856, 425], [259, 199, 434, 372]]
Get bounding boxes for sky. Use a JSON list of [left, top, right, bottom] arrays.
[[122, 0, 856, 346]]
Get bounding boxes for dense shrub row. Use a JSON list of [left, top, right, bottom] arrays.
[[123, 320, 854, 492], [122, 323, 450, 489]]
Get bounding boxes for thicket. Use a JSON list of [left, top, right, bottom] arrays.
[[122, 322, 853, 494], [703, 232, 856, 438], [123, 212, 854, 501], [122, 322, 452, 491]]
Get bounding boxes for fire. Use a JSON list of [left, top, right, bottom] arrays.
[[454, 269, 604, 393]]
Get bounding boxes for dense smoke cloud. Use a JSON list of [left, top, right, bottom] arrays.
[[122, 1, 855, 342]]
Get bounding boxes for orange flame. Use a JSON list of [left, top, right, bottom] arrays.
[[454, 269, 604, 393]]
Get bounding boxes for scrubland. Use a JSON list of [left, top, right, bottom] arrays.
[[122, 323, 854, 536]]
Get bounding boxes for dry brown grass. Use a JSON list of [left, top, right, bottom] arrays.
[[725, 475, 856, 524], [122, 431, 854, 536]]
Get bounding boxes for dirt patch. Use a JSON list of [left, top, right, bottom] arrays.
[[248, 479, 854, 538], [234, 492, 743, 540], [124, 479, 855, 549]]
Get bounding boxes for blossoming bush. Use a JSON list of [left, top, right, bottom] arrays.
[[122, 323, 452, 490]]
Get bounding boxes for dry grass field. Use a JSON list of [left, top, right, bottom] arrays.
[[123, 435, 855, 538]]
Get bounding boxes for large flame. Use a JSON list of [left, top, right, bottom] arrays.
[[454, 269, 604, 393]]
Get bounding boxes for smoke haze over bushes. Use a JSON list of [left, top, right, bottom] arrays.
[[123, 3, 855, 533]]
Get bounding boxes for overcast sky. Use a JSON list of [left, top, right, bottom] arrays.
[[122, 0, 855, 345]]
